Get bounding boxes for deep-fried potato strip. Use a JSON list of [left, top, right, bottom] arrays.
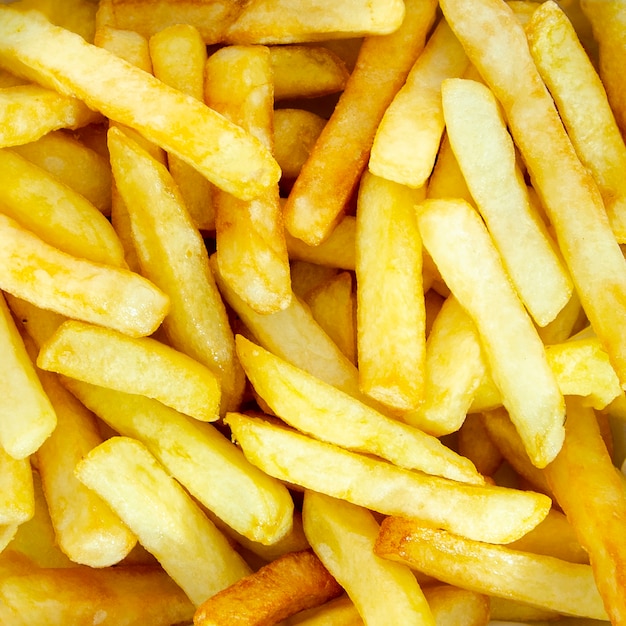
[[226, 412, 551, 544], [193, 549, 343, 626], [0, 443, 33, 527], [375, 518, 608, 620], [283, 0, 438, 245], [302, 491, 436, 626], [0, 6, 280, 200]]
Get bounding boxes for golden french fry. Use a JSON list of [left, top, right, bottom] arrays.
[[235, 335, 483, 484], [0, 213, 168, 338], [528, 0, 626, 243], [290, 261, 339, 299], [206, 44, 292, 314], [226, 412, 551, 544], [439, 0, 626, 390], [107, 124, 243, 410], [4, 295, 65, 349], [420, 585, 490, 626], [94, 25, 153, 70], [303, 491, 436, 626], [375, 518, 608, 620], [356, 171, 426, 411], [193, 549, 343, 626], [38, 320, 221, 422], [426, 132, 473, 202], [457, 413, 503, 478], [64, 378, 294, 546], [0, 442, 33, 527], [441, 76, 572, 326], [0, 6, 280, 200], [369, 18, 469, 188], [417, 198, 565, 467], [283, 0, 438, 245], [75, 436, 252, 606]]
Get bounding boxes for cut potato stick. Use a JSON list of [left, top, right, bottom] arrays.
[[0, 443, 33, 527], [206, 45, 292, 314], [193, 549, 343, 626], [375, 518, 608, 620], [426, 132, 473, 202], [439, 0, 626, 390], [64, 378, 294, 546], [303, 491, 436, 626], [0, 84, 102, 148], [356, 171, 426, 411], [417, 198, 565, 467], [38, 320, 221, 423], [235, 335, 483, 485], [0, 213, 168, 338], [0, 6, 279, 200], [369, 18, 469, 188], [283, 0, 439, 245], [543, 396, 626, 624], [441, 77, 572, 326], [107, 124, 243, 410], [226, 412, 551, 544], [527, 0, 626, 243], [457, 413, 503, 478], [75, 436, 252, 606], [94, 25, 153, 72]]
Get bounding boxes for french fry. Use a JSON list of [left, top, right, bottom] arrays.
[[75, 436, 252, 606], [0, 213, 169, 338], [417, 198, 565, 467], [439, 0, 626, 390], [527, 0, 626, 243], [206, 44, 292, 314], [0, 148, 125, 267], [375, 518, 608, 620], [290, 261, 339, 299], [355, 171, 426, 411], [457, 413, 503, 478], [0, 292, 56, 460], [0, 84, 102, 148], [283, 0, 439, 245], [226, 412, 551, 544], [94, 25, 153, 70], [193, 549, 343, 626], [235, 335, 483, 485], [369, 18, 469, 188], [303, 491, 436, 626], [0, 6, 280, 200], [0, 443, 33, 527], [426, 132, 473, 202], [38, 319, 221, 423], [420, 585, 490, 626], [107, 124, 244, 410], [441, 76, 573, 326], [63, 378, 294, 546]]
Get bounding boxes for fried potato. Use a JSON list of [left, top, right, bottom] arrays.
[[417, 198, 565, 467], [0, 442, 33, 527], [75, 436, 252, 606], [94, 25, 153, 71], [457, 413, 503, 478], [283, 0, 439, 245], [193, 549, 343, 626], [226, 412, 551, 544], [0, 6, 280, 200]]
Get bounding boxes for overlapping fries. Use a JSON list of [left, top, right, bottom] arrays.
[[1, 0, 626, 624]]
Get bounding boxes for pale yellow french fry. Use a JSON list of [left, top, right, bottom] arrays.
[[528, 0, 626, 243], [10, 130, 112, 215], [457, 413, 503, 478], [439, 0, 626, 390], [0, 292, 56, 460], [441, 77, 572, 327], [235, 335, 483, 485], [0, 84, 102, 148], [417, 198, 565, 467], [0, 214, 169, 338], [302, 491, 436, 626], [421, 585, 490, 626], [0, 443, 33, 527], [0, 6, 280, 200], [4, 295, 65, 349], [225, 0, 405, 44], [536, 291, 585, 345], [38, 320, 221, 423], [107, 124, 243, 411], [94, 25, 153, 71], [206, 44, 292, 314], [149, 24, 214, 232], [64, 378, 294, 546], [226, 413, 551, 544], [283, 0, 438, 245], [0, 148, 124, 267], [369, 18, 469, 188], [426, 132, 473, 202], [356, 171, 426, 411], [75, 436, 252, 606], [375, 518, 608, 621]]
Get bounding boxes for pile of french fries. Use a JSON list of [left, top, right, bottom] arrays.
[[1, 0, 626, 623]]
